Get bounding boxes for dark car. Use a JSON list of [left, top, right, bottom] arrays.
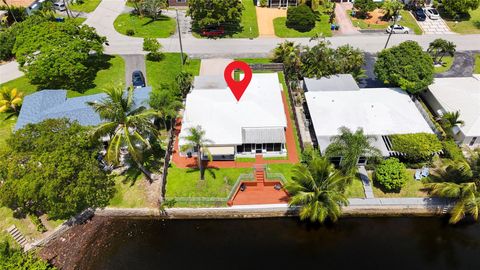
[[414, 8, 426, 21], [201, 26, 225, 37], [132, 70, 146, 88]]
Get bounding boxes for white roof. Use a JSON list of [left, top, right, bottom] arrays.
[[305, 88, 433, 137], [304, 74, 360, 92], [180, 73, 287, 146], [428, 76, 480, 136]]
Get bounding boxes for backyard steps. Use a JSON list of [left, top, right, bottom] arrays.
[[6, 225, 28, 248]]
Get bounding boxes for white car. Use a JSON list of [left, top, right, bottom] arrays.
[[386, 25, 410, 34], [425, 8, 440, 20]]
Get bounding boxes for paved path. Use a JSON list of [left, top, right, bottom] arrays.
[[255, 7, 286, 37], [436, 51, 477, 78], [334, 3, 360, 35], [358, 166, 374, 199], [0, 61, 24, 84], [121, 54, 146, 86], [358, 52, 386, 88], [417, 17, 453, 35]]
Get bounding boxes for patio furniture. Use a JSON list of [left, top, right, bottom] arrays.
[[240, 183, 246, 192], [274, 184, 282, 191], [415, 170, 422, 181], [421, 167, 430, 177]]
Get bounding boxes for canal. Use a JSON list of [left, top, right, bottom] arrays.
[[84, 217, 480, 270]]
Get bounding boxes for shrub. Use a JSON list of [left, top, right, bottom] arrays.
[[260, 0, 268, 7], [390, 133, 443, 163], [146, 51, 164, 61], [143, 38, 163, 61], [374, 158, 409, 192], [28, 215, 47, 233], [286, 4, 316, 32], [126, 29, 135, 36], [442, 140, 466, 162], [0, 28, 15, 61]]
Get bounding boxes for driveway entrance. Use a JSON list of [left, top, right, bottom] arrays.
[[255, 7, 286, 37], [417, 17, 453, 34]]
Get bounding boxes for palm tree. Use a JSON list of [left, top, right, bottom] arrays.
[[0, 87, 23, 114], [428, 39, 456, 65], [149, 87, 183, 130], [272, 40, 301, 81], [427, 182, 480, 224], [440, 111, 464, 138], [381, 0, 403, 21], [285, 154, 350, 223], [180, 126, 213, 180], [175, 71, 193, 99], [325, 127, 381, 176], [88, 85, 161, 183]]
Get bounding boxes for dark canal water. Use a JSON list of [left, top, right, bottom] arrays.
[[86, 217, 480, 270]]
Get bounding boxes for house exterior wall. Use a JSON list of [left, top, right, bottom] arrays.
[[168, 0, 188, 7]]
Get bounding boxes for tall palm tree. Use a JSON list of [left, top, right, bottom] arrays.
[[325, 127, 381, 176], [428, 39, 456, 65], [0, 87, 23, 114], [440, 111, 464, 138], [180, 126, 213, 180], [149, 87, 183, 130], [427, 182, 480, 224], [272, 40, 302, 81], [88, 85, 161, 183], [285, 154, 350, 223]]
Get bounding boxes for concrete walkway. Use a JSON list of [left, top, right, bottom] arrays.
[[0, 61, 24, 84], [358, 166, 374, 199], [334, 3, 360, 35], [121, 54, 146, 86]]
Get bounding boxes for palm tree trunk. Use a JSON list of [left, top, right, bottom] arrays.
[[135, 161, 153, 183], [198, 148, 205, 180]]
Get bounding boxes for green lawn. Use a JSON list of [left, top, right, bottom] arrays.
[[345, 178, 366, 198], [235, 58, 272, 64], [231, 0, 259, 38], [370, 170, 428, 198], [146, 53, 201, 90], [434, 56, 454, 74], [108, 176, 150, 208], [475, 54, 480, 74], [0, 115, 16, 151], [347, 10, 422, 35], [69, 0, 101, 13], [266, 163, 295, 182], [444, 7, 480, 34], [273, 15, 332, 38], [0, 76, 38, 96], [114, 13, 176, 38]]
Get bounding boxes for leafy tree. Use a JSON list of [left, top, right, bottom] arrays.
[[88, 85, 161, 183], [285, 154, 350, 223], [439, 111, 464, 138], [286, 4, 316, 32], [381, 0, 403, 20], [0, 241, 55, 269], [390, 133, 443, 163], [187, 0, 244, 31], [0, 119, 114, 219], [427, 38, 456, 65], [374, 41, 434, 94], [443, 0, 480, 18], [0, 87, 23, 114], [149, 84, 183, 129], [374, 158, 409, 192], [129, 0, 144, 15], [325, 127, 381, 176], [332, 44, 366, 79], [0, 27, 16, 61], [180, 126, 213, 180], [353, 0, 376, 18], [142, 0, 168, 20], [175, 71, 193, 99], [13, 16, 106, 90], [271, 40, 302, 81], [143, 38, 163, 61]]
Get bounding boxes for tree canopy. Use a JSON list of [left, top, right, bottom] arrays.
[[187, 0, 244, 31], [0, 119, 115, 219], [0, 241, 55, 270], [374, 41, 434, 94], [443, 0, 480, 17], [353, 0, 376, 18]]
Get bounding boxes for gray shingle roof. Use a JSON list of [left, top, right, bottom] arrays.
[[242, 127, 286, 144], [303, 74, 360, 92], [15, 87, 152, 130]]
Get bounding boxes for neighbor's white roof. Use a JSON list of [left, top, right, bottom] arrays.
[[180, 73, 287, 146], [428, 76, 480, 136], [305, 88, 433, 137]]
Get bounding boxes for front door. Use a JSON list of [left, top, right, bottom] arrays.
[[256, 144, 263, 154]]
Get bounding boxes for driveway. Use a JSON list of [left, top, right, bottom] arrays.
[[417, 17, 453, 35], [255, 7, 286, 37], [435, 51, 476, 78], [357, 53, 386, 88], [199, 58, 233, 76], [334, 3, 360, 35], [121, 55, 147, 86]]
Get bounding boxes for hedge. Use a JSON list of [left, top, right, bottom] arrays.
[[390, 133, 443, 163], [374, 158, 409, 192], [286, 4, 316, 32], [442, 140, 465, 162]]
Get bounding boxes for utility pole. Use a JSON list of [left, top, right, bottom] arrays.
[[384, 9, 399, 49], [176, 9, 184, 67], [1, 0, 17, 23]]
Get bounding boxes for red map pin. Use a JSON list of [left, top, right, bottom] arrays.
[[224, 61, 252, 102]]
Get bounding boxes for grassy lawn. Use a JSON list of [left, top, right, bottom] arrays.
[[444, 7, 480, 34], [273, 15, 332, 38], [475, 54, 480, 74], [146, 53, 201, 90], [345, 178, 366, 198], [0, 115, 16, 149], [235, 58, 272, 64], [231, 0, 259, 38], [370, 170, 428, 198], [0, 207, 39, 244], [267, 163, 295, 182], [434, 56, 454, 74], [347, 10, 422, 34], [69, 0, 101, 13], [0, 76, 38, 96], [114, 13, 176, 38], [108, 176, 150, 208]]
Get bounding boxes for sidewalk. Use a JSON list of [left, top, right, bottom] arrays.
[[358, 166, 374, 199], [0, 61, 24, 84]]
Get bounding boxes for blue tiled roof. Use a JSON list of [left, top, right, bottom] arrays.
[[15, 87, 152, 130]]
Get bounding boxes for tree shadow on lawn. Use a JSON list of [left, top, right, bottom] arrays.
[[141, 15, 171, 26], [74, 54, 114, 93]]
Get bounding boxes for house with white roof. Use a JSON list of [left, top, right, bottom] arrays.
[[179, 73, 287, 160], [304, 75, 434, 164], [422, 76, 480, 148]]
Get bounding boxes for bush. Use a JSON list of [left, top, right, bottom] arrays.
[[28, 215, 47, 233], [390, 133, 443, 163], [0, 28, 15, 61], [126, 29, 135, 36], [374, 158, 409, 192], [143, 38, 163, 61], [260, 0, 268, 7], [146, 51, 164, 61], [286, 4, 316, 32], [442, 140, 466, 162]]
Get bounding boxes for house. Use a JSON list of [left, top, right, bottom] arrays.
[[179, 73, 287, 160], [422, 76, 480, 148], [303, 75, 434, 164], [15, 87, 152, 130], [3, 0, 45, 15]]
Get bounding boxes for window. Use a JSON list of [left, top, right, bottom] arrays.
[[266, 143, 274, 151], [469, 137, 477, 146], [273, 143, 281, 151], [237, 145, 244, 153], [244, 144, 252, 152], [330, 157, 342, 166]]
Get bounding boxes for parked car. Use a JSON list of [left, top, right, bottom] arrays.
[[386, 25, 411, 34], [201, 27, 225, 37], [413, 8, 426, 21], [132, 70, 146, 88], [53, 2, 66, 11], [425, 8, 440, 20]]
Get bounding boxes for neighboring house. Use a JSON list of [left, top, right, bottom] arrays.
[[4, 0, 45, 15], [422, 76, 480, 148], [304, 74, 434, 164], [15, 87, 152, 130], [179, 73, 287, 160]]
